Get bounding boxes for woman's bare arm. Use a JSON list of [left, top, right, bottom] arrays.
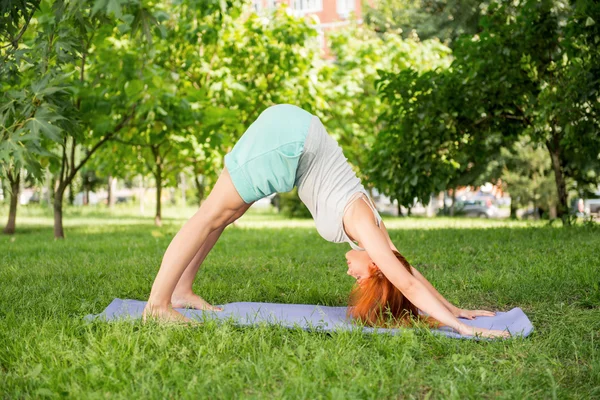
[[347, 206, 463, 331], [348, 203, 508, 337], [378, 220, 399, 252], [379, 218, 495, 319], [360, 225, 467, 332], [379, 219, 458, 313], [410, 266, 458, 314]]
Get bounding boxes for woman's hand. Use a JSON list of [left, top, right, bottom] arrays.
[[453, 308, 496, 320], [457, 324, 511, 339]]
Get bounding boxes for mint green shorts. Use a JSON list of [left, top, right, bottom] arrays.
[[224, 104, 313, 203]]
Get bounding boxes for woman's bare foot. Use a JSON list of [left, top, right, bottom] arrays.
[[171, 292, 223, 311], [142, 302, 194, 324]]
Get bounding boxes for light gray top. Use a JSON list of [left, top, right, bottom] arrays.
[[295, 116, 382, 250]]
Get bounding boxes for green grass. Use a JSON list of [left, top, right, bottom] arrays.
[[1, 205, 599, 399]]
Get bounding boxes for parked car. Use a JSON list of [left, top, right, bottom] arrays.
[[574, 194, 600, 217], [455, 197, 499, 218]]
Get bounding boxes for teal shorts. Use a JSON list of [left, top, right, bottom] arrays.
[[224, 104, 313, 203]]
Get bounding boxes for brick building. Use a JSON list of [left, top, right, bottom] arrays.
[[252, 0, 363, 51]]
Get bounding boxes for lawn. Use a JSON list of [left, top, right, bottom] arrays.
[[1, 206, 599, 399]]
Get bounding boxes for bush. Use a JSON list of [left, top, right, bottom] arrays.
[[277, 188, 312, 218]]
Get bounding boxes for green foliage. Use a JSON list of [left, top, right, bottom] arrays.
[[370, 62, 508, 207], [320, 21, 451, 184], [1, 0, 333, 233], [216, 5, 323, 128], [0, 0, 40, 45], [500, 137, 557, 211], [364, 0, 489, 44], [278, 188, 312, 219], [103, 1, 324, 221], [372, 0, 600, 218]]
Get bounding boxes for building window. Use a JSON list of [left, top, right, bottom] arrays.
[[252, 0, 279, 12], [292, 0, 322, 13], [336, 0, 355, 18]]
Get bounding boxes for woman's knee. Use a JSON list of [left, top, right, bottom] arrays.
[[224, 202, 252, 226]]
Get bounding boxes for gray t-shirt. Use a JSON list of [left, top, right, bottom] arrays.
[[295, 116, 382, 250]]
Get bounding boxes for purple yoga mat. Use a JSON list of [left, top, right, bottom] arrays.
[[86, 299, 534, 340]]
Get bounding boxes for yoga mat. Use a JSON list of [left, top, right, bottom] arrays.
[[86, 299, 534, 340]]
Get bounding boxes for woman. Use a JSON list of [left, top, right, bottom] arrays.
[[143, 104, 509, 338]]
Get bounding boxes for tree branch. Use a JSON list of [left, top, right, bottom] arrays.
[[1, 2, 39, 49], [501, 114, 525, 121], [68, 106, 137, 182], [143, 156, 156, 176], [473, 116, 489, 125], [59, 137, 67, 185], [70, 136, 76, 177], [163, 142, 173, 157], [110, 136, 149, 147]]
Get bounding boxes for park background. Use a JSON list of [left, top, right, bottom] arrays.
[[1, 0, 599, 398]]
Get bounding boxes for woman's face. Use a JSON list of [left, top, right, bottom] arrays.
[[345, 249, 374, 283]]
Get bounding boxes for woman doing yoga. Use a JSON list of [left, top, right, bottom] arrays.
[[144, 104, 510, 338]]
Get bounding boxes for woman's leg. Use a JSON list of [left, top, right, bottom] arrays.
[[143, 167, 248, 322], [171, 202, 253, 310]]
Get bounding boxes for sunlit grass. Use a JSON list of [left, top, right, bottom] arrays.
[[1, 205, 599, 398], [7, 203, 549, 230]]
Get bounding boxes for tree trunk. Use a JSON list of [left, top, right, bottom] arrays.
[[397, 202, 403, 217], [154, 167, 162, 227], [450, 189, 456, 217], [85, 186, 90, 206], [442, 191, 449, 216], [154, 173, 162, 226], [180, 172, 186, 206], [54, 184, 66, 239], [3, 171, 20, 235], [547, 140, 569, 224], [150, 145, 163, 226], [509, 199, 517, 220], [45, 170, 53, 208], [139, 175, 145, 214], [68, 182, 75, 205], [426, 193, 436, 217], [194, 174, 205, 207], [107, 175, 115, 208]]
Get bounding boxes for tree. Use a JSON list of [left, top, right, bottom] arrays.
[[1, 2, 71, 234], [112, 1, 325, 222], [364, 0, 490, 44], [321, 22, 451, 185], [1, 0, 40, 47], [500, 137, 557, 219], [371, 0, 600, 223], [370, 64, 514, 209], [2, 0, 152, 237], [216, 5, 325, 126]]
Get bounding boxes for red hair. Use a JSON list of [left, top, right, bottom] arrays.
[[348, 251, 442, 329]]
